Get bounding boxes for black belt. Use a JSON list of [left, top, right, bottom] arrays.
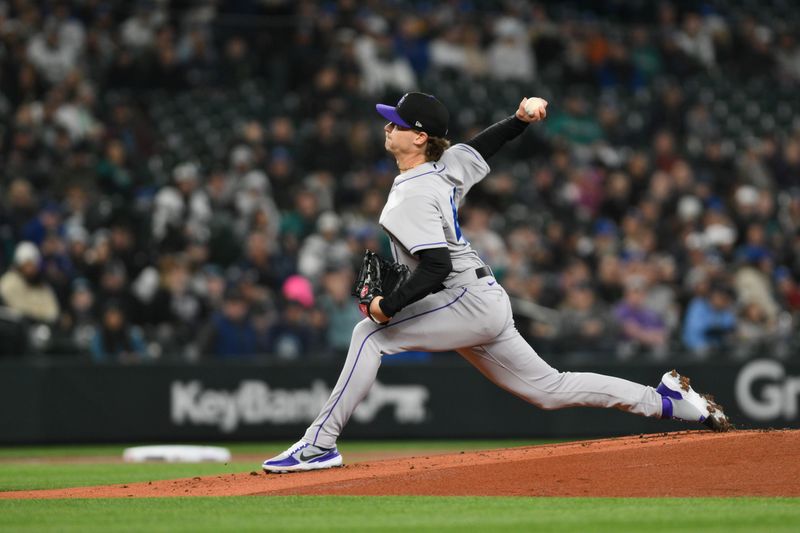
[[435, 266, 494, 293], [475, 265, 493, 279]]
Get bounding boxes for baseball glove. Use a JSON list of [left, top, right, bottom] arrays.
[[352, 250, 410, 324]]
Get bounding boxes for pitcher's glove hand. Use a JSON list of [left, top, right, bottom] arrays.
[[352, 250, 410, 325]]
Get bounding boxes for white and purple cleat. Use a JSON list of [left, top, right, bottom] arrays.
[[657, 370, 732, 432], [262, 440, 343, 473]]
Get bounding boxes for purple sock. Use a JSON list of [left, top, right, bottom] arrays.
[[661, 396, 673, 419]]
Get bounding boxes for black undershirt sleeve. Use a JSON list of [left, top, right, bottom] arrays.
[[464, 115, 529, 160], [379, 247, 452, 317]]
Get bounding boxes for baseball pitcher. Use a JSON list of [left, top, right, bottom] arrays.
[[262, 92, 730, 473]]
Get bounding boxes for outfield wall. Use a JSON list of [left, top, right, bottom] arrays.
[[1, 358, 798, 443]]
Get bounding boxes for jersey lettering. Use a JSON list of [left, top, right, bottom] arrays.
[[449, 187, 464, 243]]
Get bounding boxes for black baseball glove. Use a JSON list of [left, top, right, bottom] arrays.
[[352, 250, 410, 324]]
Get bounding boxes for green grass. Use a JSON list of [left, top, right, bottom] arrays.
[[0, 441, 797, 532], [0, 440, 543, 492], [0, 439, 538, 460], [0, 463, 255, 492], [1, 496, 798, 532]]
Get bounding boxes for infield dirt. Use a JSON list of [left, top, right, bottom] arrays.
[[2, 430, 798, 499]]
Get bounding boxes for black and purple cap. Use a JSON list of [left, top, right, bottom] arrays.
[[376, 92, 449, 138]]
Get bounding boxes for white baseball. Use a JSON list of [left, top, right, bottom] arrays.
[[524, 97, 547, 117]]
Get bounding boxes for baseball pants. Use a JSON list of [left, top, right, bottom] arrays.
[[304, 278, 664, 449]]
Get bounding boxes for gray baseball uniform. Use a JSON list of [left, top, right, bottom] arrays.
[[303, 143, 663, 449]]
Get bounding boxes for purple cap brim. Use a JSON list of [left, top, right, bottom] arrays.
[[376, 104, 412, 128]]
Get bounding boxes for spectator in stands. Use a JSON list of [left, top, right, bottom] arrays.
[[221, 35, 256, 87], [685, 103, 719, 147], [775, 32, 800, 83], [227, 144, 258, 188], [205, 167, 236, 214], [96, 138, 134, 198], [461, 205, 510, 279], [147, 255, 206, 357], [90, 300, 147, 363], [83, 13, 116, 80], [545, 94, 603, 145], [148, 30, 186, 91], [54, 82, 100, 143], [234, 168, 279, 236], [731, 16, 775, 79], [251, 301, 277, 355], [108, 222, 147, 280], [120, 3, 162, 53], [0, 241, 60, 324], [645, 255, 681, 336], [104, 100, 154, 160], [26, 20, 79, 84], [297, 211, 351, 284], [2, 180, 38, 242], [734, 301, 780, 360], [64, 225, 90, 279], [238, 231, 286, 292], [682, 282, 737, 358], [95, 259, 137, 320], [196, 264, 226, 311], [597, 39, 643, 91], [268, 275, 326, 360], [261, 147, 294, 204], [393, 16, 428, 76], [429, 26, 466, 75], [199, 287, 258, 359], [179, 25, 218, 87], [318, 267, 363, 354], [773, 139, 800, 189], [613, 276, 668, 360], [733, 234, 779, 323], [674, 12, 716, 70], [630, 25, 663, 83], [774, 267, 800, 315], [557, 281, 617, 357], [487, 17, 535, 82], [346, 121, 383, 173], [300, 111, 351, 176], [281, 188, 320, 243], [21, 201, 63, 246], [461, 26, 489, 78], [152, 162, 212, 251], [268, 299, 316, 360], [649, 85, 687, 139], [267, 116, 298, 159], [39, 231, 72, 304], [55, 277, 97, 354], [354, 17, 417, 95]]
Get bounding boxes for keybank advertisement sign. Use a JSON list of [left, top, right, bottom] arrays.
[[4, 361, 799, 444], [172, 360, 800, 432], [736, 359, 800, 421], [171, 380, 430, 433]]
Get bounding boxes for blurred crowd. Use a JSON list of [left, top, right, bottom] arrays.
[[1, 0, 800, 364]]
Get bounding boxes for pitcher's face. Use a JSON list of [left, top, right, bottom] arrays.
[[383, 122, 425, 156]]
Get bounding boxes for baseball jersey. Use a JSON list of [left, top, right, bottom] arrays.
[[379, 143, 489, 282]]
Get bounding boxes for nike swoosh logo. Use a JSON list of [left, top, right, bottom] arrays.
[[299, 449, 329, 461], [488, 281, 496, 286]]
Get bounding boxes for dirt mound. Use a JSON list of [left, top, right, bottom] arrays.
[[3, 430, 798, 499]]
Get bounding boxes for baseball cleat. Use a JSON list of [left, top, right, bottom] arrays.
[[657, 370, 732, 432], [262, 440, 343, 473]]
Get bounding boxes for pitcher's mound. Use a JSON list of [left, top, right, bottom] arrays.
[[2, 430, 798, 499]]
